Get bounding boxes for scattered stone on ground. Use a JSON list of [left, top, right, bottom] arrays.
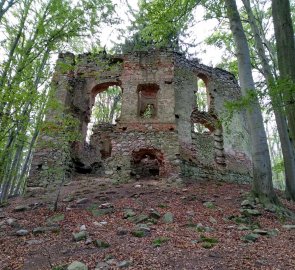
[[117, 227, 128, 236], [63, 196, 74, 202], [94, 240, 110, 248], [91, 208, 114, 217], [253, 229, 268, 235], [46, 213, 65, 224], [162, 212, 174, 223], [95, 262, 109, 270], [240, 208, 261, 216], [209, 216, 217, 224], [67, 261, 88, 270], [25, 239, 44, 245], [149, 209, 161, 219], [282, 224, 295, 230], [128, 213, 149, 224], [1, 177, 295, 270], [76, 198, 89, 204], [133, 223, 151, 237], [238, 225, 250, 231], [32, 225, 60, 234], [117, 260, 131, 268], [123, 209, 136, 219], [6, 218, 18, 227], [16, 229, 29, 236], [267, 229, 279, 237], [85, 237, 93, 245], [99, 203, 113, 209], [14, 205, 29, 212], [241, 199, 255, 208], [243, 233, 260, 242], [73, 231, 87, 241]]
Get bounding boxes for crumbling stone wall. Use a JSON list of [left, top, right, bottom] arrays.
[[28, 49, 252, 187], [173, 54, 251, 180], [104, 131, 180, 182]]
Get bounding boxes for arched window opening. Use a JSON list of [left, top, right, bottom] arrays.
[[131, 148, 164, 179], [137, 83, 159, 119], [86, 85, 122, 142], [195, 75, 210, 112], [193, 123, 211, 134]]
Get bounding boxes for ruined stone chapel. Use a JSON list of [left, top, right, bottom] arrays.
[[28, 49, 252, 187]]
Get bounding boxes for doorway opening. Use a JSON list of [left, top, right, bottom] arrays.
[[131, 148, 164, 178]]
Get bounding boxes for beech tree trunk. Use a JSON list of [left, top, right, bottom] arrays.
[[243, 0, 295, 201], [272, 0, 295, 148], [224, 0, 278, 204]]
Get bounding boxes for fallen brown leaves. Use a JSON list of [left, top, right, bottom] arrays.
[[0, 176, 295, 270]]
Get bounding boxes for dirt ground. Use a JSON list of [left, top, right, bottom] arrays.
[[0, 174, 295, 270]]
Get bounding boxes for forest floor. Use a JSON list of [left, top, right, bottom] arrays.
[[0, 174, 295, 270]]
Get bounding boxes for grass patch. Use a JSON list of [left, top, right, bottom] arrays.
[[203, 202, 215, 209], [86, 203, 98, 211], [132, 230, 145, 238], [47, 214, 65, 224], [228, 215, 250, 224], [94, 240, 110, 248], [152, 237, 170, 247], [199, 235, 219, 249], [158, 203, 168, 208], [52, 265, 67, 270]]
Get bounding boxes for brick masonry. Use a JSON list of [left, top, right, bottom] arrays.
[[28, 49, 252, 187]]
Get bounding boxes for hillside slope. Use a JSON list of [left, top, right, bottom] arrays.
[[0, 175, 295, 270]]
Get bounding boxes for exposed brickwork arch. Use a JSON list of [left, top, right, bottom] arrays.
[[131, 148, 165, 178]]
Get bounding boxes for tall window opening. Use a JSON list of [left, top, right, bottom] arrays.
[[137, 83, 159, 119], [195, 75, 210, 112], [193, 75, 210, 133], [86, 85, 122, 142]]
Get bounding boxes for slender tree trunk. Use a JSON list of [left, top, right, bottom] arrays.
[[272, 0, 295, 148], [224, 0, 278, 204], [243, 0, 295, 201], [17, 97, 48, 195], [109, 94, 121, 123], [6, 143, 24, 197], [0, 146, 14, 203], [0, 0, 32, 89], [16, 130, 39, 195]]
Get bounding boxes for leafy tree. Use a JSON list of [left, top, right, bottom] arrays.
[[0, 0, 115, 203], [116, 0, 199, 54]]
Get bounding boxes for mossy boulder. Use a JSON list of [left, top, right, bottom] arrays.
[[67, 261, 88, 270], [162, 212, 174, 223]]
